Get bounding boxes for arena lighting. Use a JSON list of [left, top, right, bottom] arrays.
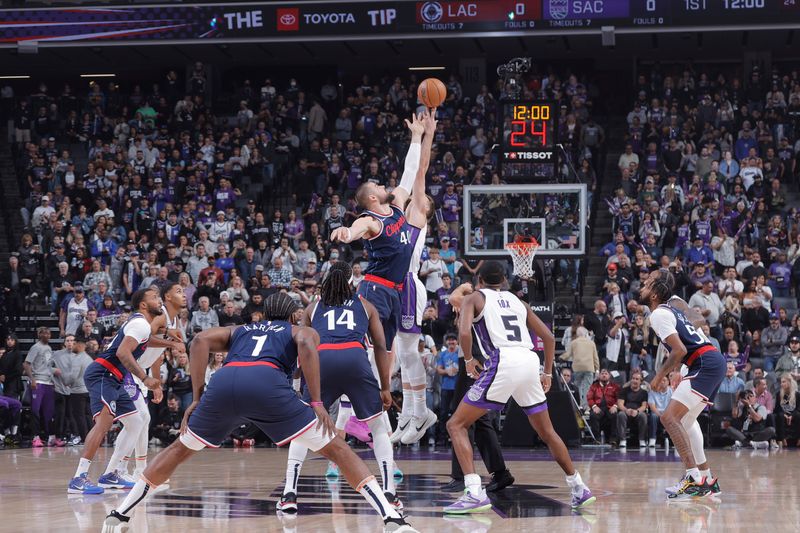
[[0, 75, 31, 79], [79, 73, 116, 78], [408, 66, 446, 71]]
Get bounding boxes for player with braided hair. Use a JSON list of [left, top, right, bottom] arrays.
[[105, 292, 418, 532], [640, 270, 726, 501], [279, 261, 404, 514]]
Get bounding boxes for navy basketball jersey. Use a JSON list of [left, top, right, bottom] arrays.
[[227, 321, 297, 375], [96, 313, 151, 374], [310, 297, 370, 345], [362, 204, 413, 284], [616, 213, 634, 236], [649, 304, 713, 365]]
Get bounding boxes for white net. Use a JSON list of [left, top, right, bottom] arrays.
[[505, 238, 539, 279]]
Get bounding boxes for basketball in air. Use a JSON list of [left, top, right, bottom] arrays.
[[418, 78, 447, 108]]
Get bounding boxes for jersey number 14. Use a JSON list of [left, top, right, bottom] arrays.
[[324, 309, 355, 330]]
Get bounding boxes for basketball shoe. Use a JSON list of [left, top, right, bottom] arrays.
[[276, 492, 298, 514], [443, 489, 492, 514], [68, 473, 104, 495]]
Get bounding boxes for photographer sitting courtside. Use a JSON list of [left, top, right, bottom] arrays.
[[725, 389, 775, 449]]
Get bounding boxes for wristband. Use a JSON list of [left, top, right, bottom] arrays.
[[541, 373, 552, 378], [310, 401, 324, 408], [464, 357, 474, 363]]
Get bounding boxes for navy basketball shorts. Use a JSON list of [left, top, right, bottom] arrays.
[[672, 349, 727, 411], [181, 362, 332, 452], [357, 280, 401, 349], [84, 362, 137, 421], [303, 343, 383, 422]]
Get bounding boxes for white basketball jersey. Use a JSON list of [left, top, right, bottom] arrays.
[[135, 305, 179, 392], [472, 289, 533, 356], [409, 224, 427, 275]]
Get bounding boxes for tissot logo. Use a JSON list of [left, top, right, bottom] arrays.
[[303, 12, 356, 24], [276, 7, 299, 31]]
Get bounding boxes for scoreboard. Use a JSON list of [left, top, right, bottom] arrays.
[[0, 0, 797, 46]]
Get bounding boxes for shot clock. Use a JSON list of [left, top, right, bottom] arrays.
[[500, 100, 558, 181]]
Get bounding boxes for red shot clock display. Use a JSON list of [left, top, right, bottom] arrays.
[[500, 100, 558, 182], [501, 101, 556, 163]]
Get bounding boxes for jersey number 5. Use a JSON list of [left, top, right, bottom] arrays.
[[501, 315, 522, 342], [685, 324, 711, 344], [324, 309, 356, 331]]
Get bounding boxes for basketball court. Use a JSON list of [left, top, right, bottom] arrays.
[[1, 446, 796, 532]]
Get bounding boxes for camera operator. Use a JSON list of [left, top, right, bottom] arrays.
[[725, 389, 775, 449]]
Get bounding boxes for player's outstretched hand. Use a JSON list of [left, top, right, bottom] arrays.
[[404, 111, 424, 137], [466, 358, 483, 379], [313, 404, 336, 438], [422, 108, 437, 135], [540, 373, 552, 393], [143, 376, 161, 391], [180, 400, 199, 435], [380, 389, 392, 411], [330, 227, 352, 244]]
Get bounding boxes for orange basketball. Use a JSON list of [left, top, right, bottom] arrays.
[[418, 78, 447, 108]]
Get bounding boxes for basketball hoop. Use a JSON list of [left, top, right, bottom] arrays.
[[505, 236, 539, 279]]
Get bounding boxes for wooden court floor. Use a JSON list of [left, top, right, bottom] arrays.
[[1, 445, 799, 532]]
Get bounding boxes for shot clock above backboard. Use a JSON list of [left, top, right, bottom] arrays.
[[500, 101, 556, 163]]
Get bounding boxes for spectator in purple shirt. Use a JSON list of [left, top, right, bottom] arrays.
[[440, 181, 460, 235], [768, 251, 792, 298], [435, 273, 454, 323], [213, 177, 238, 212]]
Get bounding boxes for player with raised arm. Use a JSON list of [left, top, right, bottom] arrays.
[[114, 281, 187, 484], [443, 262, 594, 513], [103, 292, 417, 533], [641, 269, 726, 501], [279, 261, 399, 513], [68, 286, 173, 494], [392, 111, 439, 445]]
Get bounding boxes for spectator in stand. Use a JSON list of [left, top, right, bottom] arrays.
[[761, 313, 788, 372], [168, 351, 193, 410], [559, 327, 599, 409], [435, 334, 460, 445], [726, 389, 775, 450], [647, 374, 672, 448], [775, 375, 800, 448], [205, 352, 225, 386], [720, 362, 747, 394], [751, 376, 775, 415], [24, 327, 56, 448], [587, 369, 620, 444], [151, 394, 183, 446], [189, 296, 218, 334], [615, 372, 648, 449], [775, 333, 800, 380]]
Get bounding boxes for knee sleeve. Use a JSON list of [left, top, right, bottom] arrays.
[[681, 402, 707, 465], [396, 334, 426, 387], [366, 414, 389, 436], [121, 412, 145, 434]]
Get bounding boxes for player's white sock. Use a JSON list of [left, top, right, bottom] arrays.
[[134, 412, 150, 475], [401, 387, 413, 419], [75, 457, 91, 478], [367, 416, 396, 494], [412, 388, 427, 419], [566, 471, 585, 494], [284, 440, 308, 495], [116, 478, 155, 517], [357, 476, 401, 520], [699, 469, 711, 480], [105, 415, 144, 476], [464, 473, 485, 497], [686, 467, 701, 483]]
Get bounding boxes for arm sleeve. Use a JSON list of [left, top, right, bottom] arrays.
[[397, 142, 421, 194], [125, 317, 152, 344], [649, 307, 678, 342]]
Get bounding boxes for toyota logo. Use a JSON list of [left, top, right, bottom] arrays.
[[280, 13, 296, 25], [420, 1, 443, 23]]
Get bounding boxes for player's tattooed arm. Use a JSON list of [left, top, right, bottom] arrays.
[[330, 216, 381, 244], [116, 335, 156, 387], [650, 333, 687, 392]]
